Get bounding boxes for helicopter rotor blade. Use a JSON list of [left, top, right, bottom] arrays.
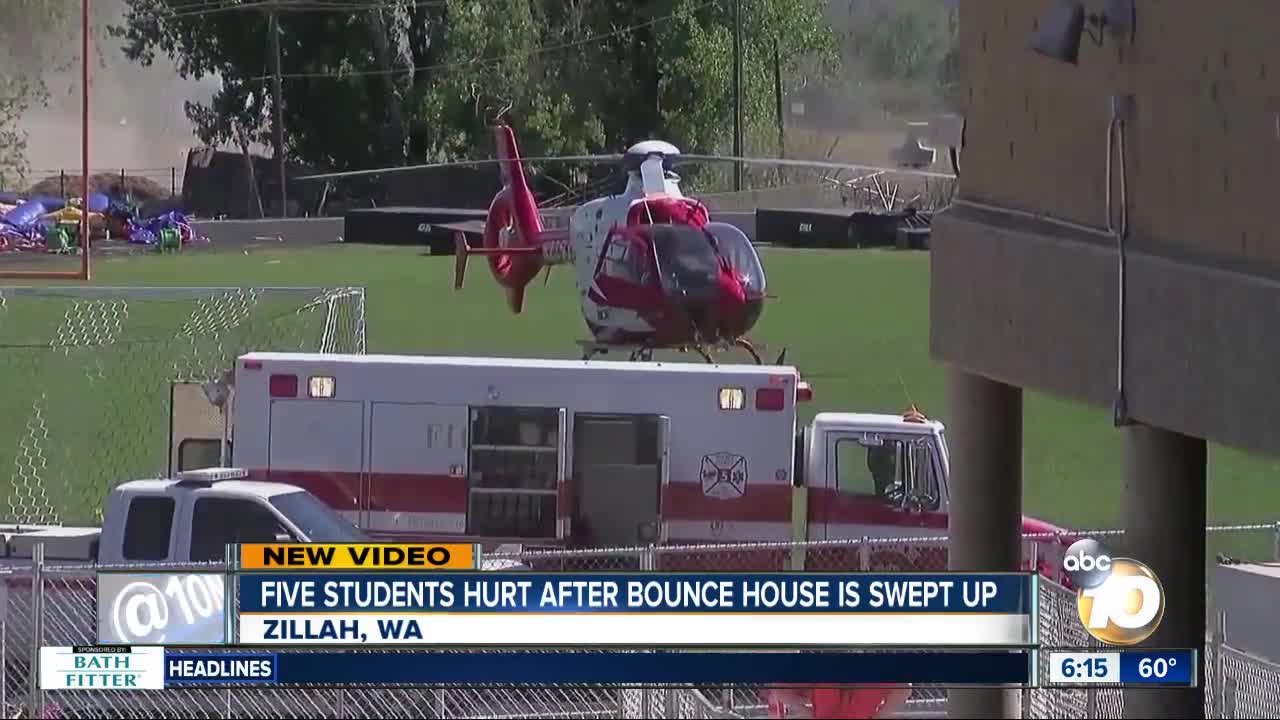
[[295, 152, 956, 183], [675, 154, 956, 181], [296, 154, 626, 181]]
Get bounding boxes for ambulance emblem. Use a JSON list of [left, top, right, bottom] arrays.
[[700, 452, 747, 498]]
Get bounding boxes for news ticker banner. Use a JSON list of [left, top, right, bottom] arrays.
[[95, 545, 1036, 647], [235, 572, 1035, 646], [40, 646, 1199, 689]]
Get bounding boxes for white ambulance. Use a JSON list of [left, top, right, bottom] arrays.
[[168, 352, 1065, 568]]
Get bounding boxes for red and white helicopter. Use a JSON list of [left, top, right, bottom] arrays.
[[304, 118, 959, 364], [441, 125, 774, 363]]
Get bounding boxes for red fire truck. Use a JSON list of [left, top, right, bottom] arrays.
[[168, 352, 1067, 569]]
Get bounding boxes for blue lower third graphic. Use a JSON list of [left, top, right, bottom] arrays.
[[165, 651, 1029, 686], [1118, 651, 1196, 686], [165, 654, 278, 685]]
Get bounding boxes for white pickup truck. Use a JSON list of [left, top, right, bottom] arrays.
[[4, 468, 525, 716], [0, 468, 377, 711], [3, 467, 369, 569], [1, 468, 373, 663]]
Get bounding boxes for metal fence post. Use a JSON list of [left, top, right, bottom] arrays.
[[858, 537, 870, 571], [640, 545, 656, 718], [28, 543, 44, 719], [1213, 609, 1226, 719], [1272, 521, 1280, 562], [434, 684, 446, 718], [1, 579, 5, 719], [0, 567, 7, 718]]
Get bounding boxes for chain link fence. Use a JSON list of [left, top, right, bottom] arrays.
[[0, 286, 366, 526], [1, 168, 185, 200], [3, 524, 1276, 719]]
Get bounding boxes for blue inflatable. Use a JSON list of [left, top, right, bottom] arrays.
[[85, 192, 109, 213], [2, 200, 48, 227], [29, 196, 66, 212]]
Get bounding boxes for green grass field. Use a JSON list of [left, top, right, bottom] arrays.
[[4, 244, 1277, 550]]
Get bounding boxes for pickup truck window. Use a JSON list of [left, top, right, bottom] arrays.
[[122, 496, 176, 561], [269, 491, 366, 542], [190, 497, 296, 562]]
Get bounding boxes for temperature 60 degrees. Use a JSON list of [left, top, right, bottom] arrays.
[[1138, 657, 1176, 679]]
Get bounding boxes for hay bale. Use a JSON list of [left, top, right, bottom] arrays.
[[25, 173, 171, 202]]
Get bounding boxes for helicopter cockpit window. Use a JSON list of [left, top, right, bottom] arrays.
[[649, 224, 720, 297], [705, 222, 766, 296]]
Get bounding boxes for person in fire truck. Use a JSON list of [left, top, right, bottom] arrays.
[[866, 442, 903, 504]]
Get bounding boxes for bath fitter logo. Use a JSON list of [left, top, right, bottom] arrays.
[[39, 646, 165, 690]]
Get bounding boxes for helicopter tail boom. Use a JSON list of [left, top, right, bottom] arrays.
[[472, 125, 549, 314]]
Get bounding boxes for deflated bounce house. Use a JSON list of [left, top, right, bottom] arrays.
[[0, 191, 203, 253]]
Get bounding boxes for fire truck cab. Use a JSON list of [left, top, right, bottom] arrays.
[[168, 352, 959, 549]]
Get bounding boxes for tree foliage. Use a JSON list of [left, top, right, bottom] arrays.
[[0, 0, 83, 182], [838, 0, 960, 115], [111, 0, 836, 181]]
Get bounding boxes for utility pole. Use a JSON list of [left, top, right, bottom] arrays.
[[268, 3, 287, 218], [772, 37, 784, 158], [732, 0, 744, 192]]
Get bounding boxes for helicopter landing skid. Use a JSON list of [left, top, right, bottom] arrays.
[[576, 340, 762, 365]]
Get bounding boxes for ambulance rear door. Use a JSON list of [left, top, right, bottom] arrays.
[[367, 402, 470, 536], [267, 394, 365, 526]]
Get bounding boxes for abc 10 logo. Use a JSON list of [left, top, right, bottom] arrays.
[[1064, 539, 1165, 646]]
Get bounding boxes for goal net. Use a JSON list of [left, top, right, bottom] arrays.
[[0, 286, 366, 526]]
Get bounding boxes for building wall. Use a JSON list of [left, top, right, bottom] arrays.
[[958, 0, 1280, 270], [931, 0, 1280, 457]]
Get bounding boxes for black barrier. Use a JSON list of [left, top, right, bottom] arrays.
[[756, 207, 932, 249], [343, 207, 489, 253]]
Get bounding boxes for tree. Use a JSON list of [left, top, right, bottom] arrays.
[[837, 0, 959, 116], [0, 0, 98, 185], [111, 0, 836, 189]]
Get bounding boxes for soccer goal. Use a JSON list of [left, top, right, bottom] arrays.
[[0, 286, 366, 526]]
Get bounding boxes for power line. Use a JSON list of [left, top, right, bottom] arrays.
[[247, 0, 720, 81], [163, 0, 445, 20]]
